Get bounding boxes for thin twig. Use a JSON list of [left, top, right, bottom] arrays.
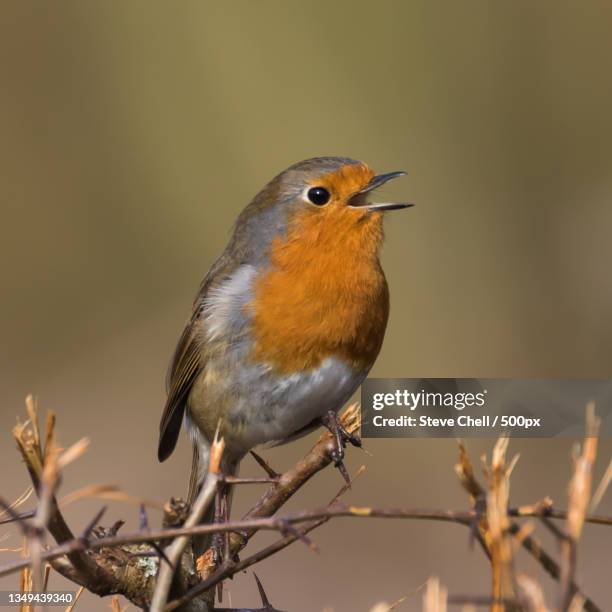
[[559, 405, 600, 612], [1, 502, 610, 582], [12, 400, 116, 594]]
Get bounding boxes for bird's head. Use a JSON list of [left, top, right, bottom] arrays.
[[230, 157, 411, 263]]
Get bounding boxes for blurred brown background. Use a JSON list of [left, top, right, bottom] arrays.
[[1, 2, 611, 610]]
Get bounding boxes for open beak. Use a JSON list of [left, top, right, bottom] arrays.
[[349, 171, 413, 211]]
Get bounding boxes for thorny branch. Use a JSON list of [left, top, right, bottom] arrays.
[[1, 398, 610, 611]]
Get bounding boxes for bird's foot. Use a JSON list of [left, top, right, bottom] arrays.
[[321, 410, 361, 485]]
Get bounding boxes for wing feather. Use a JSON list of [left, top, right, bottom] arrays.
[[158, 308, 201, 462], [158, 251, 237, 463]]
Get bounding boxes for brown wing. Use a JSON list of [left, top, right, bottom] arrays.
[[157, 307, 202, 462], [157, 249, 238, 462]]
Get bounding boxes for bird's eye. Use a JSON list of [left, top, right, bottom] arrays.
[[307, 186, 331, 206]]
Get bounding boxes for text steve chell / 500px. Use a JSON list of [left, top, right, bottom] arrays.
[[371, 414, 541, 429]]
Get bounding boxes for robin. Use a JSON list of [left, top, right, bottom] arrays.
[[158, 156, 411, 512]]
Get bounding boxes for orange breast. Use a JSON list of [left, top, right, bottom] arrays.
[[248, 204, 390, 374]]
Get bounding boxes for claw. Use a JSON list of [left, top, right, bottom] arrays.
[[335, 459, 351, 486], [339, 424, 362, 448]]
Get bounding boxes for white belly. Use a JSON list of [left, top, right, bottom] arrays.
[[224, 356, 365, 453]]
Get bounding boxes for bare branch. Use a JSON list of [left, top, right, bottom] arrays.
[[3, 399, 610, 612]]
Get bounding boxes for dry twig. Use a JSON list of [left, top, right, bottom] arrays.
[[2, 399, 610, 611]]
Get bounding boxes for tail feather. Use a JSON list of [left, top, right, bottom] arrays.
[[185, 416, 239, 561], [186, 416, 214, 558], [187, 436, 207, 506]]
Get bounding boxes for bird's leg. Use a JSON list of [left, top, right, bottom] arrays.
[[218, 484, 229, 603], [211, 479, 241, 554], [211, 484, 225, 567], [321, 410, 362, 484], [222, 487, 231, 566], [208, 479, 234, 602], [322, 409, 362, 451], [216, 479, 242, 602]]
